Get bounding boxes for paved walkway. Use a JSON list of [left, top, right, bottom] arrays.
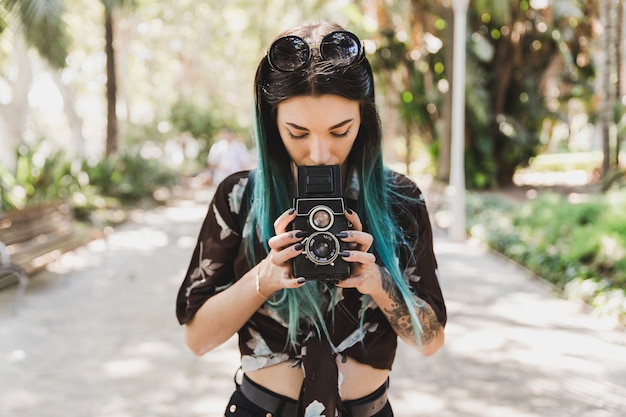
[[1, 197, 625, 417]]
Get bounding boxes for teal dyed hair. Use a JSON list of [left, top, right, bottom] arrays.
[[248, 21, 423, 349]]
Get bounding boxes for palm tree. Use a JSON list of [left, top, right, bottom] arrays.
[[0, 0, 70, 68]]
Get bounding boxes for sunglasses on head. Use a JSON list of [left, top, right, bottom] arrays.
[[267, 30, 364, 72]]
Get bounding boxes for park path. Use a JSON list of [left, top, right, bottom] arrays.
[[1, 194, 625, 417]]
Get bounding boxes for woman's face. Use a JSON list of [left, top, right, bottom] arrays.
[[276, 95, 360, 168]]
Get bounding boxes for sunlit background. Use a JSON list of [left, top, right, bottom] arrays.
[[1, 1, 626, 416]]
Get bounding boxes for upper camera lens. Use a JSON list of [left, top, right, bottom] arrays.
[[312, 210, 331, 229], [309, 206, 334, 231]]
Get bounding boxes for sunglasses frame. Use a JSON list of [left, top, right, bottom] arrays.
[[267, 30, 364, 72]]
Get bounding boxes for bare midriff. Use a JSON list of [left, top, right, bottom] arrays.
[[246, 355, 389, 400]]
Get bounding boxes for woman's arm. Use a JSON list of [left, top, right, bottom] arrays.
[[184, 264, 266, 355], [184, 209, 306, 356], [372, 266, 445, 356], [337, 209, 445, 356], [338, 261, 444, 356]]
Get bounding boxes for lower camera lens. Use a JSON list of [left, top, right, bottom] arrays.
[[312, 239, 331, 258], [305, 232, 339, 265]]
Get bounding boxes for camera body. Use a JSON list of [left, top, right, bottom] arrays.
[[293, 165, 351, 281]]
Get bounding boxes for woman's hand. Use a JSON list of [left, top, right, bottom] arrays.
[[335, 209, 382, 295], [261, 208, 307, 297]]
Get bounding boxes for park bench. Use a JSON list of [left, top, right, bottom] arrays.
[[0, 201, 96, 309]]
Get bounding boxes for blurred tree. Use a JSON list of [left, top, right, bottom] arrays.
[[598, 0, 624, 181], [107, 0, 337, 142], [357, 0, 444, 176], [361, 0, 597, 188], [102, 0, 134, 157], [0, 0, 71, 172], [462, 0, 597, 187], [2, 0, 609, 191]]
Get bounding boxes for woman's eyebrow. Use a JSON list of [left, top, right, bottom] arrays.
[[329, 119, 353, 130], [285, 118, 354, 131], [286, 122, 309, 131]]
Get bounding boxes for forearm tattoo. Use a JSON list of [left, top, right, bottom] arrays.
[[380, 267, 442, 346]]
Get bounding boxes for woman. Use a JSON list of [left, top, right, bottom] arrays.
[[176, 21, 446, 417]]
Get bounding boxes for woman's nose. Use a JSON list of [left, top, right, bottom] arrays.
[[309, 136, 331, 165]]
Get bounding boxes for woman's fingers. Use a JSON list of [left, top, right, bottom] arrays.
[[273, 208, 296, 233], [338, 230, 373, 252], [258, 258, 306, 296], [340, 250, 376, 266], [271, 242, 304, 265], [344, 208, 362, 231], [268, 229, 307, 251]]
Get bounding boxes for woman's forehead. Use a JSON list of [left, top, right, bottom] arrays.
[[277, 95, 359, 124]]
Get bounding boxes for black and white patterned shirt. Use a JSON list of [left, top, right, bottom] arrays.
[[176, 169, 446, 415]]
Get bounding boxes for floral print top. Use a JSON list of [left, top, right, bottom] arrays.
[[176, 169, 446, 416]]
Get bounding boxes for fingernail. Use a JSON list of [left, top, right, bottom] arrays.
[[339, 251, 350, 257], [335, 232, 348, 238], [296, 277, 306, 284], [346, 208, 354, 214], [295, 231, 309, 238], [288, 208, 295, 215], [294, 242, 305, 251]]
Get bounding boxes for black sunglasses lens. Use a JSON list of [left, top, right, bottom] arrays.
[[269, 36, 309, 72], [320, 32, 361, 66]]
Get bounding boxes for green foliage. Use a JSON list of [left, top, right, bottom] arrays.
[[2, 0, 71, 69], [85, 146, 177, 203], [0, 144, 78, 209], [124, 120, 169, 146], [468, 190, 626, 323], [169, 99, 219, 146], [463, 1, 597, 187], [0, 141, 179, 214]]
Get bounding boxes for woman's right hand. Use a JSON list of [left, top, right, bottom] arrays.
[[260, 208, 307, 297]]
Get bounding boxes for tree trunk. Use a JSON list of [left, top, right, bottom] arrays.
[[615, 0, 623, 166], [437, 5, 454, 183], [600, 0, 617, 177], [51, 72, 86, 159], [105, 6, 118, 157], [0, 33, 32, 173]]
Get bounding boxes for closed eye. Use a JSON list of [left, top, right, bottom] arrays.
[[287, 129, 308, 140], [329, 119, 354, 138], [285, 123, 309, 140], [331, 128, 351, 138]]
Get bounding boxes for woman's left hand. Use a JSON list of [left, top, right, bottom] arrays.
[[335, 209, 381, 295]]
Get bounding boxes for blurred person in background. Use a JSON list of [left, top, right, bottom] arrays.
[[207, 127, 251, 185]]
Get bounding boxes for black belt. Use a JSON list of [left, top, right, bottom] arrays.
[[239, 374, 388, 417]]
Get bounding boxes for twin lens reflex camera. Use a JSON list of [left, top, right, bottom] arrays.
[[292, 165, 351, 281]]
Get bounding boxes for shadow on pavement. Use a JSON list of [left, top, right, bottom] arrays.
[[1, 199, 625, 417]]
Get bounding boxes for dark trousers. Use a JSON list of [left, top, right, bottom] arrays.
[[223, 381, 394, 417]]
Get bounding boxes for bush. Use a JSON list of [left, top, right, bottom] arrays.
[[85, 146, 178, 203], [1, 142, 179, 217], [467, 189, 626, 324], [0, 145, 81, 210]]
